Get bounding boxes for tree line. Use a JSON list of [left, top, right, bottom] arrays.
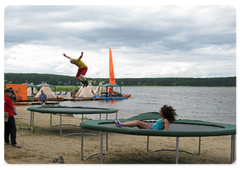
[[4, 73, 236, 87]]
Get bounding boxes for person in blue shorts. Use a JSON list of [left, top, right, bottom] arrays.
[[113, 105, 177, 131], [38, 90, 47, 105]]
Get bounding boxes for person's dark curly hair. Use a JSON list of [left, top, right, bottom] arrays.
[[161, 105, 177, 122]]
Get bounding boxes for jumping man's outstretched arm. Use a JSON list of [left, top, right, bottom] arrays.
[[63, 53, 71, 59], [79, 52, 84, 60]]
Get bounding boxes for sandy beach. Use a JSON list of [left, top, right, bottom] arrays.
[[4, 107, 236, 164]]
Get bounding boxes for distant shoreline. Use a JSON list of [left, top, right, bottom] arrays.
[[4, 73, 236, 87]]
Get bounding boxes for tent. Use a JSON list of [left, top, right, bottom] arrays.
[[100, 83, 122, 94], [34, 83, 56, 99], [75, 86, 83, 97], [22, 83, 38, 97], [100, 83, 120, 87], [75, 86, 94, 98], [27, 86, 38, 97], [87, 82, 95, 94], [36, 83, 56, 92], [6, 83, 28, 101], [35, 83, 55, 88], [94, 82, 106, 96]]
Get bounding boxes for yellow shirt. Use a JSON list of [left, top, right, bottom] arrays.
[[74, 59, 87, 69]]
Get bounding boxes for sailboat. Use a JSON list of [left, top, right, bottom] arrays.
[[98, 48, 131, 100], [109, 48, 116, 85]]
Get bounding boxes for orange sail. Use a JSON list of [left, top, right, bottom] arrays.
[[109, 48, 116, 84]]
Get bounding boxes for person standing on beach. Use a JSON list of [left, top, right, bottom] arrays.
[[113, 105, 177, 130], [38, 90, 47, 105], [9, 87, 16, 103], [4, 88, 21, 148], [63, 52, 89, 87]]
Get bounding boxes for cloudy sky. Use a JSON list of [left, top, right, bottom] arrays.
[[4, 5, 236, 78]]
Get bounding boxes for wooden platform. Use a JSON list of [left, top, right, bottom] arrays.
[[14, 101, 60, 105], [14, 97, 103, 105]]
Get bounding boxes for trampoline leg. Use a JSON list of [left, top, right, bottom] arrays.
[[30, 111, 32, 131], [50, 114, 52, 126], [147, 136, 150, 151], [147, 136, 201, 163], [147, 136, 201, 155], [198, 137, 201, 155], [81, 128, 84, 161], [230, 135, 235, 163], [60, 114, 62, 136], [30, 111, 34, 131], [33, 112, 34, 131], [100, 131, 103, 164], [176, 137, 179, 164], [82, 131, 107, 162], [106, 132, 108, 154]]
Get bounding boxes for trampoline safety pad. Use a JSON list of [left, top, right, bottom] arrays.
[[27, 106, 118, 114], [80, 112, 236, 137]]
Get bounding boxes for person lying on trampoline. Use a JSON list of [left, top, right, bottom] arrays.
[[113, 105, 177, 131], [63, 52, 89, 87]]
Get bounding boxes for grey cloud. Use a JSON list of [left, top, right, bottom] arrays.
[[4, 5, 236, 78]]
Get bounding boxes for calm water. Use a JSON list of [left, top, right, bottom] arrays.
[[59, 87, 236, 125]]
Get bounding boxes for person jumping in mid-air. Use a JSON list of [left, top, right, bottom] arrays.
[[63, 52, 89, 87]]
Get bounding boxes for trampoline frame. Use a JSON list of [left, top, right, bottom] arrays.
[[27, 106, 118, 136], [80, 113, 236, 164], [81, 129, 235, 164]]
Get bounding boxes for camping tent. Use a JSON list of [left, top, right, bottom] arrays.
[[34, 83, 56, 99], [36, 83, 56, 92], [6, 83, 28, 101], [87, 83, 95, 94], [27, 87, 38, 97], [22, 83, 38, 97], [75, 86, 94, 98], [94, 82, 106, 96]]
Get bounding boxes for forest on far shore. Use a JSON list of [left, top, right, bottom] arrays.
[[4, 73, 236, 87]]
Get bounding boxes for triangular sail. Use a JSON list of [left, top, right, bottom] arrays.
[[109, 48, 116, 84]]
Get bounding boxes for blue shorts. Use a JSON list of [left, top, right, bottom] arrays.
[[148, 125, 156, 130]]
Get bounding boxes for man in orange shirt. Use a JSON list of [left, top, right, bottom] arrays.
[[63, 52, 89, 87]]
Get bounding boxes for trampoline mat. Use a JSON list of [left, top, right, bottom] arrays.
[[80, 112, 236, 137], [38, 107, 109, 112], [99, 122, 224, 131], [27, 106, 118, 114]]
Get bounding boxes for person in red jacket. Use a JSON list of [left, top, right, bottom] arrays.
[[4, 88, 21, 148]]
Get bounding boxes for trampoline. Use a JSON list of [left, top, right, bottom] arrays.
[[27, 106, 118, 136], [80, 112, 236, 164]]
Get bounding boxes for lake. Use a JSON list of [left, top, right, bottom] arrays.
[[59, 87, 236, 125]]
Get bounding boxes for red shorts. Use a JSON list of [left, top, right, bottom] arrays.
[[76, 67, 88, 77]]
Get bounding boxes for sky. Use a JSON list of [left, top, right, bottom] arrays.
[[3, 5, 236, 78]]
